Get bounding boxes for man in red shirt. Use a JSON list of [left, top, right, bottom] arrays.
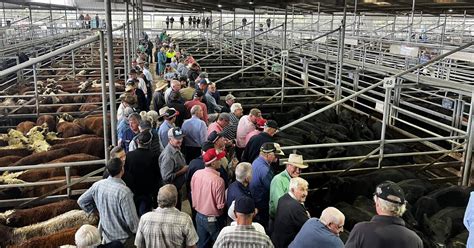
[[184, 89, 208, 123], [191, 148, 226, 248]]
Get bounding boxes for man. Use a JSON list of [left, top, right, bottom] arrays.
[[120, 113, 141, 153], [465, 191, 474, 248], [244, 118, 266, 148], [250, 142, 284, 230], [165, 16, 169, 29], [214, 196, 274, 248], [167, 91, 186, 127], [158, 108, 178, 150], [125, 80, 147, 112], [184, 89, 208, 123], [188, 16, 192, 28], [164, 79, 182, 104], [221, 94, 235, 113], [226, 162, 252, 209], [242, 17, 247, 29], [208, 113, 230, 135], [152, 80, 167, 112], [117, 106, 135, 142], [128, 120, 160, 155], [180, 78, 196, 101], [266, 18, 271, 29], [242, 119, 279, 163], [222, 103, 243, 141], [289, 207, 345, 248], [181, 105, 207, 163], [269, 153, 308, 219], [123, 131, 162, 216], [135, 184, 198, 248], [180, 15, 185, 29], [159, 127, 189, 210], [78, 158, 139, 244], [128, 69, 148, 103], [205, 82, 222, 114], [345, 181, 423, 248], [191, 148, 226, 248], [236, 108, 261, 158], [141, 62, 153, 84], [271, 177, 310, 248], [170, 16, 174, 29]]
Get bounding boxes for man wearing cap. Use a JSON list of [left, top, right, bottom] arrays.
[[181, 105, 207, 163], [242, 119, 279, 163], [179, 78, 196, 101], [128, 120, 161, 156], [244, 117, 266, 145], [128, 69, 148, 103], [221, 94, 235, 113], [117, 106, 135, 141], [222, 103, 243, 141], [125, 80, 147, 112], [78, 158, 139, 244], [269, 153, 308, 219], [167, 91, 186, 127], [187, 63, 200, 83], [226, 162, 253, 209], [135, 184, 198, 248], [159, 127, 188, 210], [289, 207, 345, 248], [345, 181, 423, 248], [250, 142, 284, 231], [164, 79, 182, 105], [208, 113, 230, 136], [123, 131, 162, 216], [120, 113, 141, 153], [184, 89, 208, 123], [152, 80, 167, 112], [271, 177, 310, 248], [205, 82, 223, 114], [158, 108, 178, 150], [117, 94, 137, 121], [214, 196, 274, 248], [191, 148, 227, 248], [236, 108, 262, 158]]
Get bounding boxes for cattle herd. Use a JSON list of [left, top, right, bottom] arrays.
[[0, 39, 470, 247]]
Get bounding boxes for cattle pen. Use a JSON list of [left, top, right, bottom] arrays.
[[0, 0, 474, 247]]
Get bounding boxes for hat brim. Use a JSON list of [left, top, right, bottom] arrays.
[[173, 134, 185, 140], [283, 161, 308, 169]]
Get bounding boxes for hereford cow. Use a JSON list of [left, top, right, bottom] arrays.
[[46, 134, 98, 145], [56, 105, 79, 113], [0, 149, 31, 158], [51, 137, 105, 158], [78, 104, 99, 112], [10, 227, 77, 248], [74, 117, 105, 137], [20, 176, 94, 198], [10, 148, 70, 167], [16, 122, 35, 135], [5, 200, 79, 227], [36, 115, 56, 132], [0, 156, 22, 167]]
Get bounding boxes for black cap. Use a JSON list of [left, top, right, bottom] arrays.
[[136, 130, 152, 145], [194, 89, 204, 98], [207, 131, 224, 144], [139, 120, 152, 130], [168, 127, 185, 140], [374, 181, 406, 205], [260, 142, 285, 156], [235, 196, 255, 214], [265, 120, 279, 129]]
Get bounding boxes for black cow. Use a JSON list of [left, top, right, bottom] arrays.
[[422, 207, 466, 245]]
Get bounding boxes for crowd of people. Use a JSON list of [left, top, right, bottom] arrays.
[[72, 31, 425, 248], [164, 15, 212, 29]]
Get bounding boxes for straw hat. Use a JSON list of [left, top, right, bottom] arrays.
[[283, 154, 308, 169], [155, 80, 168, 91]]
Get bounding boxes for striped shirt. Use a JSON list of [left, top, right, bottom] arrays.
[[135, 207, 198, 248], [213, 225, 274, 248], [223, 113, 239, 141]]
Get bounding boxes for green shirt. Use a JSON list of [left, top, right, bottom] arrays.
[[269, 169, 291, 218]]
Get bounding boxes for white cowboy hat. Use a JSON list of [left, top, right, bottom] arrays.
[[283, 154, 308, 169]]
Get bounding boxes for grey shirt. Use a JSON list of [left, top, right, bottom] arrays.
[[159, 143, 186, 189]]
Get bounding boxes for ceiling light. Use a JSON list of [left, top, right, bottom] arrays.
[[192, 8, 195, 11], [448, 9, 453, 12], [203, 7, 206, 10], [249, 1, 254, 4], [218, 4, 223, 8]]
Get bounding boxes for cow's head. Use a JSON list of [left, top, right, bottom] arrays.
[[423, 213, 452, 245]]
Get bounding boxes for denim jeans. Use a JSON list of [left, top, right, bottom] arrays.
[[196, 212, 221, 248]]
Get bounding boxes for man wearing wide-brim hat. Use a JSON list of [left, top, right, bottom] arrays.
[[269, 153, 308, 219], [152, 80, 168, 112]]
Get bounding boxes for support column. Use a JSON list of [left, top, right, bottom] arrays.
[[99, 30, 110, 161], [33, 64, 40, 117], [29, 5, 33, 39], [2, 2, 5, 27], [251, 9, 256, 64], [335, 3, 347, 113], [65, 10, 68, 32], [378, 81, 394, 168], [352, 0, 357, 35], [408, 0, 415, 42], [132, 0, 136, 53], [105, 0, 118, 145], [233, 9, 236, 54], [126, 0, 131, 69], [123, 25, 128, 77], [220, 10, 223, 63], [280, 7, 288, 106], [71, 49, 76, 78], [462, 91, 474, 186]]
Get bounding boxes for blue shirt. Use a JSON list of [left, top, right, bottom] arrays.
[[465, 192, 474, 248], [117, 118, 129, 140], [181, 116, 207, 147], [249, 156, 274, 209], [289, 218, 344, 248], [158, 120, 174, 151], [226, 181, 252, 208], [121, 127, 138, 153]]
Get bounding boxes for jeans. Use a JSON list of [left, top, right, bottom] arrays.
[[196, 212, 221, 248], [134, 195, 153, 217]]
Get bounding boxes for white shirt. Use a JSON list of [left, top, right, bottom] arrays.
[[143, 68, 153, 82]]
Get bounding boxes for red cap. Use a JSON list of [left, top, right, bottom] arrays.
[[203, 148, 226, 165], [256, 118, 267, 129]]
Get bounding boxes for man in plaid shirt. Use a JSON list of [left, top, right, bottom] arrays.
[[135, 184, 198, 248]]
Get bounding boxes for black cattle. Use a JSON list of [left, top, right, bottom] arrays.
[[446, 230, 468, 248], [422, 207, 466, 245], [397, 179, 437, 205], [413, 185, 471, 224], [334, 201, 372, 231]]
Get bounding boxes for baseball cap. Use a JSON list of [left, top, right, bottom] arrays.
[[199, 78, 210, 86], [167, 127, 185, 140], [203, 148, 226, 165], [260, 142, 285, 156], [207, 131, 224, 144], [136, 130, 152, 145], [225, 94, 236, 101], [256, 118, 267, 129], [199, 72, 208, 78], [265, 120, 279, 129], [162, 108, 179, 119], [235, 196, 255, 214], [374, 181, 406, 205]]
